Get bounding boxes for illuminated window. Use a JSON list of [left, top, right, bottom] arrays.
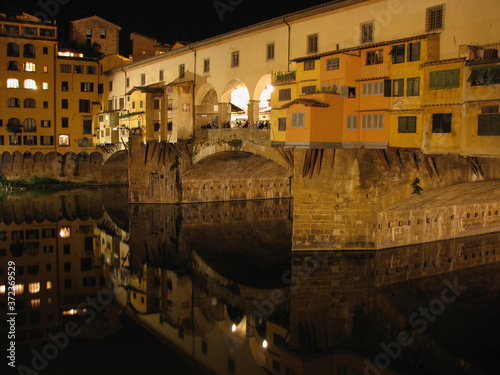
[[29, 282, 40, 294], [59, 226, 71, 238], [24, 62, 36, 72], [46, 281, 52, 290], [58, 135, 70, 146], [0, 285, 5, 294], [43, 65, 48, 73], [30, 299, 41, 308], [7, 78, 19, 88], [42, 82, 48, 90], [14, 284, 24, 294], [24, 79, 37, 89]]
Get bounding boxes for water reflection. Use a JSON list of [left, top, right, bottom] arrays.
[[1, 188, 499, 375]]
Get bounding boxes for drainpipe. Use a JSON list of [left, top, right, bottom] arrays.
[[283, 17, 291, 72], [189, 46, 197, 137]]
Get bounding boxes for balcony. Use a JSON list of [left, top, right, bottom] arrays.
[[360, 62, 390, 81], [272, 71, 296, 85]]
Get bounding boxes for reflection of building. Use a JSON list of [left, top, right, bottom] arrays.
[[0, 217, 101, 345]]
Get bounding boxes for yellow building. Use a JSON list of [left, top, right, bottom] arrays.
[[0, 12, 58, 154], [55, 52, 99, 153], [461, 43, 500, 157]]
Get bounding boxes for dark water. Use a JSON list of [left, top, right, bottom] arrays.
[[1, 187, 499, 375]]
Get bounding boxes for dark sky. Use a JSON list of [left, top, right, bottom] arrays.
[[3, 0, 332, 54]]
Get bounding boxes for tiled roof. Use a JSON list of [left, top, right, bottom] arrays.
[[280, 98, 330, 109]]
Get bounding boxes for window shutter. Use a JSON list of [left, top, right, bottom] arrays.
[[384, 79, 392, 97], [340, 86, 349, 98]]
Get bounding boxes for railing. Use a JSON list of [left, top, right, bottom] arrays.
[[360, 62, 390, 80], [272, 70, 296, 84], [194, 128, 270, 142]]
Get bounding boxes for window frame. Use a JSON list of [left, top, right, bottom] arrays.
[[307, 33, 318, 54], [231, 51, 240, 67], [291, 112, 305, 128], [398, 116, 417, 133], [431, 113, 452, 133], [361, 22, 374, 44], [406, 77, 420, 96]]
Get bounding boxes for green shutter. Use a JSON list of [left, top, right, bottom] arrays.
[[384, 79, 392, 96]]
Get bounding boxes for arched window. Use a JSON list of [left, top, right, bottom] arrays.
[[24, 62, 36, 72], [24, 98, 36, 108], [7, 78, 19, 88], [24, 79, 36, 89], [7, 97, 20, 108], [24, 118, 36, 132], [23, 43, 35, 58], [7, 61, 20, 71], [7, 42, 19, 57], [7, 118, 21, 126]]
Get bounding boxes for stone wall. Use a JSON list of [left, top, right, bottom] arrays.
[[292, 148, 500, 251], [0, 151, 104, 184]]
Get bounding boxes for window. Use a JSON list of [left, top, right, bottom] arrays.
[[100, 30, 106, 38], [7, 78, 19, 88], [83, 277, 96, 287], [81, 82, 94, 92], [64, 262, 71, 272], [432, 113, 452, 133], [468, 66, 500, 86], [267, 43, 275, 60], [279, 88, 291, 101], [43, 65, 48, 73], [429, 69, 460, 89], [29, 283, 40, 294], [24, 62, 36, 72], [109, 81, 113, 92], [59, 135, 70, 146], [426, 4, 445, 32], [43, 47, 48, 54], [179, 64, 185, 78], [43, 101, 48, 109], [227, 358, 235, 374], [159, 69, 164, 81], [478, 114, 500, 135], [119, 97, 125, 109], [4, 25, 19, 34], [86, 28, 92, 37], [24, 79, 37, 89], [340, 86, 356, 98], [140, 100, 144, 108], [61, 99, 69, 109], [61, 117, 69, 128], [346, 115, 358, 130], [362, 81, 384, 96], [41, 120, 51, 128], [406, 77, 420, 96], [408, 42, 421, 62], [40, 28, 54, 37], [398, 116, 417, 133], [41, 136, 54, 145], [203, 59, 210, 73], [141, 73, 146, 85], [392, 44, 405, 64], [154, 99, 160, 110], [60, 64, 71, 73], [304, 60, 315, 71], [24, 118, 36, 132], [74, 65, 84, 74], [79, 99, 90, 113], [7, 61, 20, 71], [366, 49, 383, 65], [23, 44, 35, 58], [22, 27, 37, 36], [42, 82, 48, 90], [24, 98, 36, 108], [278, 118, 287, 131], [8, 98, 20, 108], [393, 79, 404, 96], [326, 58, 339, 71], [24, 135, 37, 146], [291, 112, 305, 128], [154, 122, 160, 131], [361, 22, 373, 44], [302, 85, 316, 95], [362, 114, 384, 129], [307, 34, 318, 54], [87, 66, 96, 74], [126, 77, 130, 88], [231, 51, 239, 67], [7, 42, 19, 57]]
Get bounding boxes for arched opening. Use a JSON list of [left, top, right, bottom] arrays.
[[254, 74, 273, 124], [195, 84, 219, 129], [221, 80, 250, 127]]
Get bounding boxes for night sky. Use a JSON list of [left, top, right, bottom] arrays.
[[3, 0, 333, 55]]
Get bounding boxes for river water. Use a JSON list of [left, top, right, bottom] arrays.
[[1, 187, 499, 375]]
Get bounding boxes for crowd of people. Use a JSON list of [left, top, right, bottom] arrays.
[[200, 120, 270, 130]]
